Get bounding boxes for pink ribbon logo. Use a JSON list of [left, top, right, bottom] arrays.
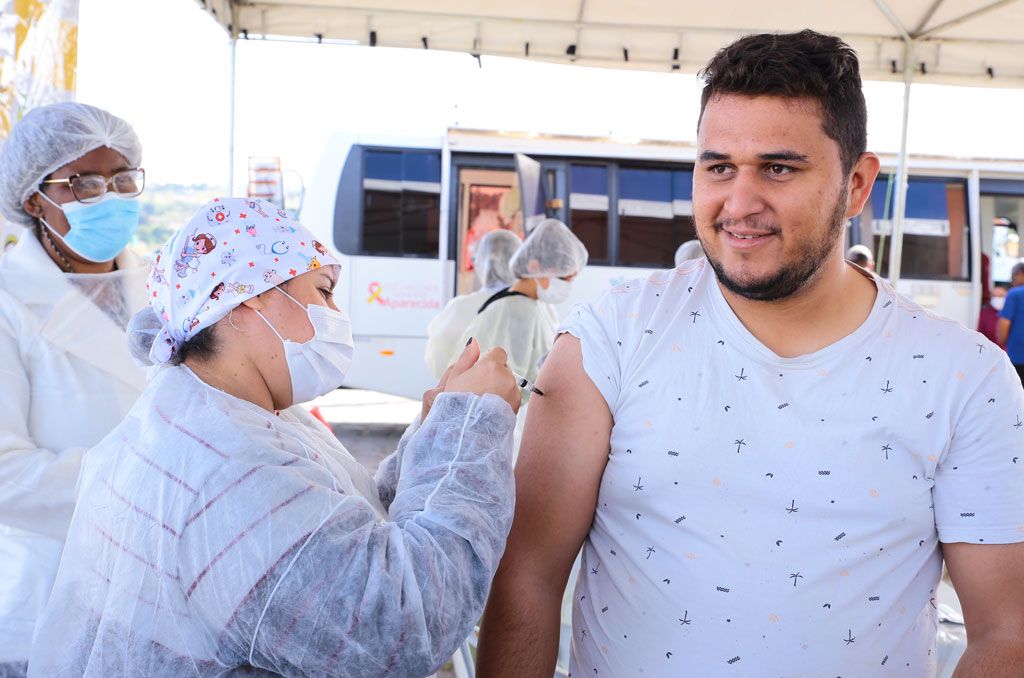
[[367, 282, 385, 305]]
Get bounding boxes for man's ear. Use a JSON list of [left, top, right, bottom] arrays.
[[22, 194, 44, 220], [845, 152, 881, 219]]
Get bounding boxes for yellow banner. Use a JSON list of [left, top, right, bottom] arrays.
[[0, 0, 79, 248]]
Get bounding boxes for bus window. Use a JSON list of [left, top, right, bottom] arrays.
[[361, 149, 441, 256], [618, 167, 696, 267], [569, 164, 610, 263], [867, 175, 969, 281]]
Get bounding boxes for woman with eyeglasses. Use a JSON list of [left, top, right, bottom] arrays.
[[0, 102, 149, 676]]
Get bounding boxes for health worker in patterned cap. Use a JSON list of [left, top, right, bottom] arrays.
[[0, 102, 148, 675], [31, 197, 522, 678]]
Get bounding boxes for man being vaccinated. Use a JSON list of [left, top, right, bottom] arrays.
[[478, 30, 1024, 676]]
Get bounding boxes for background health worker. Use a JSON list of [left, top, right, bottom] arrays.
[[0, 102, 149, 674], [425, 228, 521, 379]]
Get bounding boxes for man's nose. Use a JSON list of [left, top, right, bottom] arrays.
[[722, 170, 767, 221]]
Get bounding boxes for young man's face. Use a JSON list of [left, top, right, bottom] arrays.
[[693, 94, 871, 301]]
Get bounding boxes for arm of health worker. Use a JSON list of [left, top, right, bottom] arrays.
[[181, 390, 517, 677], [0, 308, 85, 539]]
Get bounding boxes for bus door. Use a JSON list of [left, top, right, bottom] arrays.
[[861, 173, 973, 326], [450, 158, 522, 296], [979, 179, 1024, 287]]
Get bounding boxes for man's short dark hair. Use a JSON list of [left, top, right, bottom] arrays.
[[1012, 262, 1024, 279], [699, 29, 867, 175]]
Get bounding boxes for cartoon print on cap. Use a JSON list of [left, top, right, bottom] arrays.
[[174, 230, 217, 278], [256, 241, 290, 256], [208, 204, 230, 224]]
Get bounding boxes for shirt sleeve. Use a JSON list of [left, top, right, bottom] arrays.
[[933, 352, 1024, 544], [179, 391, 516, 677], [557, 294, 623, 412], [0, 299, 84, 539]]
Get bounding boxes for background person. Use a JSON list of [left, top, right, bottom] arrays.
[[977, 253, 1001, 346], [0, 102, 148, 675], [846, 243, 875, 271], [674, 238, 705, 266], [459, 219, 587, 394], [997, 262, 1024, 385], [425, 228, 521, 379]]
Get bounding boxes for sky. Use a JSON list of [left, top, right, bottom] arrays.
[[76, 0, 1024, 193]]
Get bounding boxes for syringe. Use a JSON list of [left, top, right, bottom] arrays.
[[512, 372, 545, 397]]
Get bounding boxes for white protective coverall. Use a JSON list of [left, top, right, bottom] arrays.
[[457, 219, 587, 448], [0, 233, 148, 666], [28, 363, 515, 677], [425, 229, 521, 380]]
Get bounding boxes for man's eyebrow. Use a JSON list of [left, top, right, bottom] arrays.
[[759, 151, 810, 163], [699, 150, 729, 162]]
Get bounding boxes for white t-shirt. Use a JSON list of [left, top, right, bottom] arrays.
[[558, 259, 1024, 677]]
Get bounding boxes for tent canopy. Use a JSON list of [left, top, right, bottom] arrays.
[[197, 0, 1024, 85]]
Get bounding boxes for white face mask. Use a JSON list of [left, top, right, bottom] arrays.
[[991, 296, 1006, 312], [257, 287, 355, 404], [536, 277, 573, 305]]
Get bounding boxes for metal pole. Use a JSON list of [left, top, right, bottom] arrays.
[[228, 34, 237, 196], [888, 39, 914, 286], [968, 168, 982, 327]]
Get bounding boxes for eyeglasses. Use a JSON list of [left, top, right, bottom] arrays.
[[40, 168, 146, 204]]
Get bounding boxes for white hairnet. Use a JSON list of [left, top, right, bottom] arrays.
[[674, 239, 705, 266], [0, 102, 142, 224], [509, 218, 588, 280], [126, 306, 165, 367], [472, 229, 520, 288]]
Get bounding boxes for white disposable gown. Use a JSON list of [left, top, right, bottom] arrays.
[[0, 233, 148, 666], [29, 364, 515, 677], [458, 295, 558, 453], [459, 295, 557, 399], [424, 285, 503, 380]]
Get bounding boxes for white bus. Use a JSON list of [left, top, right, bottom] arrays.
[[300, 128, 1024, 399]]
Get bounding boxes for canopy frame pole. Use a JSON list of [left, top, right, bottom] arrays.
[[228, 33, 237, 196], [913, 0, 947, 34], [915, 0, 1021, 39], [888, 38, 914, 286], [227, 2, 239, 197]]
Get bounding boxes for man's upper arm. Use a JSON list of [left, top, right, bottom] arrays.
[[944, 542, 1024, 640], [507, 333, 612, 587]]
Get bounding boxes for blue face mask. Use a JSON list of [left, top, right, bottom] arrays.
[[37, 191, 140, 263]]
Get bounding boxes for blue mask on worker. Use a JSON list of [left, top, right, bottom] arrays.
[[37, 191, 140, 263]]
